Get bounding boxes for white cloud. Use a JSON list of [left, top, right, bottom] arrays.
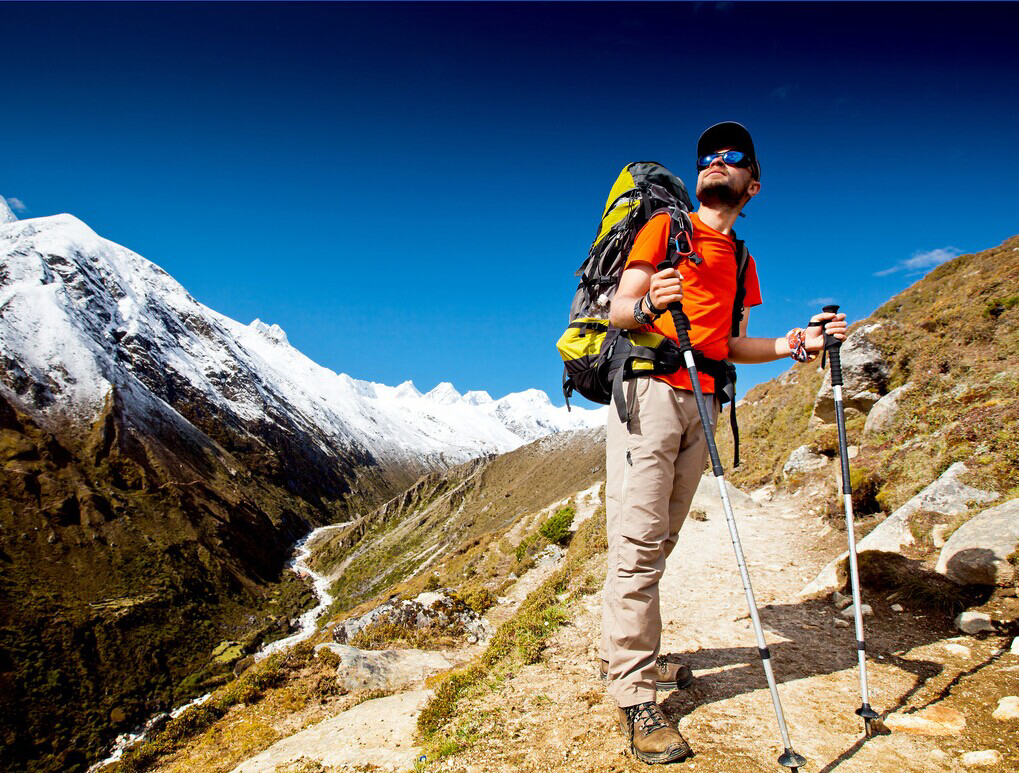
[[874, 247, 962, 277], [807, 297, 837, 307], [6, 197, 27, 212]]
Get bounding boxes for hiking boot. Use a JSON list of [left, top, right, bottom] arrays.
[[599, 657, 694, 690], [617, 701, 693, 764]]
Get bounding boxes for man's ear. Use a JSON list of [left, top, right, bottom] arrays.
[[747, 180, 762, 198]]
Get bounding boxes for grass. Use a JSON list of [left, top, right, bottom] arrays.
[[415, 507, 607, 760]]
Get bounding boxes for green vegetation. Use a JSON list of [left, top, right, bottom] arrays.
[[539, 505, 575, 545], [416, 507, 607, 758]]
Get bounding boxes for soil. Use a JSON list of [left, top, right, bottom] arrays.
[[429, 487, 1019, 773]]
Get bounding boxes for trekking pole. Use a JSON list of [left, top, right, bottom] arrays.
[[657, 258, 806, 773], [808, 304, 880, 737]]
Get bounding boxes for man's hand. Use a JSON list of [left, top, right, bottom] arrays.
[[804, 311, 847, 354], [648, 267, 683, 311]]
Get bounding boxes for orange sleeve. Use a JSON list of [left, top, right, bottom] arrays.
[[624, 211, 671, 270], [744, 255, 763, 307]]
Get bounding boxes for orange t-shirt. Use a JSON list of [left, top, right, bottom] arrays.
[[624, 211, 762, 393]]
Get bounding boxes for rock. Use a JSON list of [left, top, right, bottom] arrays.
[[782, 445, 828, 477], [891, 603, 904, 612], [991, 696, 1019, 721], [315, 643, 451, 692], [840, 603, 873, 620], [863, 383, 910, 436], [831, 590, 851, 609], [834, 619, 850, 628], [332, 591, 491, 645], [954, 611, 994, 634], [233, 656, 255, 676], [961, 750, 1002, 767], [690, 474, 760, 516], [884, 705, 966, 736], [230, 689, 430, 773], [942, 643, 971, 657], [1011, 637, 1019, 655], [801, 463, 998, 597], [812, 324, 891, 422], [936, 498, 1019, 586], [932, 524, 950, 548]]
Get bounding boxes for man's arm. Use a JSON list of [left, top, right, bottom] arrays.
[[608, 264, 683, 329], [728, 312, 848, 364]]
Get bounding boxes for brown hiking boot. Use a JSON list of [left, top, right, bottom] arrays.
[[599, 656, 694, 690], [617, 702, 693, 764]]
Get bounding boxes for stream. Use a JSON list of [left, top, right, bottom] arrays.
[[88, 522, 348, 771]]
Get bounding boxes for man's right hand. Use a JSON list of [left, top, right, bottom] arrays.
[[649, 267, 683, 311]]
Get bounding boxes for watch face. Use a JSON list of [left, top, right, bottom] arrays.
[[634, 298, 650, 325]]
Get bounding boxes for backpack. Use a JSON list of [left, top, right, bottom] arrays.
[[556, 161, 752, 464]]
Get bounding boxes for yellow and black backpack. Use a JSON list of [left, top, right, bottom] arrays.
[[556, 161, 751, 462], [557, 161, 694, 410]]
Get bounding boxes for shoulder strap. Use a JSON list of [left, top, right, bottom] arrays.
[[730, 236, 751, 336]]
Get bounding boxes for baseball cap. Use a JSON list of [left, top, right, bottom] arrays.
[[697, 121, 760, 180]]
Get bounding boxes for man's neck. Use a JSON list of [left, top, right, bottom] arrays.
[[695, 204, 741, 235]]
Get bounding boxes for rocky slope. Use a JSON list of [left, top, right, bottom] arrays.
[[109, 236, 1019, 773], [0, 204, 602, 773]]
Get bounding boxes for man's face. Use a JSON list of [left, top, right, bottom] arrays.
[[694, 148, 760, 207]]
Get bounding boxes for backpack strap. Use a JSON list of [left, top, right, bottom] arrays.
[[731, 236, 750, 337]]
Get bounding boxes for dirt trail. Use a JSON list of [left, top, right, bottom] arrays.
[[432, 483, 1019, 773]]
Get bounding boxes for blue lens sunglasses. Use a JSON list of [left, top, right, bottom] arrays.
[[697, 150, 751, 169]]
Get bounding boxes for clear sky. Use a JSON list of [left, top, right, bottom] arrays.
[[3, 2, 1017, 406]]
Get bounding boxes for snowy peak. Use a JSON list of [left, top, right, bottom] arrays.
[[425, 381, 463, 405], [0, 196, 17, 224], [249, 318, 290, 346], [0, 211, 604, 473]]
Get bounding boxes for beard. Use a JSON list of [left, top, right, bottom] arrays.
[[696, 174, 751, 208]]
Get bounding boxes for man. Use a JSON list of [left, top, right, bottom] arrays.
[[600, 121, 847, 764]]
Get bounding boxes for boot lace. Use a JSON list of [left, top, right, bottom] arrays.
[[628, 702, 670, 735]]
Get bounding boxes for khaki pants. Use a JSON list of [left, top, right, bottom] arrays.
[[601, 376, 717, 707]]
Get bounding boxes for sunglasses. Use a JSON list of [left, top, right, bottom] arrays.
[[697, 150, 751, 169]]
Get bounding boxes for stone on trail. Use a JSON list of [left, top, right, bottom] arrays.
[[230, 689, 430, 773], [1011, 637, 1019, 655], [839, 603, 873, 620], [883, 705, 967, 736], [834, 618, 850, 628], [942, 642, 971, 657], [954, 611, 995, 634], [801, 462, 998, 597], [992, 696, 1019, 721], [935, 498, 1019, 587], [891, 603, 904, 612], [831, 590, 852, 610], [315, 643, 451, 691], [961, 749, 1003, 767], [689, 474, 760, 516]]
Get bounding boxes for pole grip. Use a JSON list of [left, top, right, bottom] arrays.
[[820, 304, 843, 387]]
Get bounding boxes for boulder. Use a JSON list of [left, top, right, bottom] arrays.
[[690, 474, 760, 516], [863, 383, 910, 436], [315, 643, 451, 692], [992, 696, 1019, 721], [954, 611, 994, 634], [230, 689, 430, 773], [883, 705, 966, 736], [839, 603, 873, 620], [961, 750, 1002, 767], [812, 324, 890, 422], [782, 445, 828, 477], [935, 498, 1019, 586], [801, 463, 1000, 597]]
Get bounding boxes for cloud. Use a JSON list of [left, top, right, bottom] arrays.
[[772, 84, 798, 99], [807, 297, 837, 308], [6, 197, 27, 212], [874, 247, 963, 277]]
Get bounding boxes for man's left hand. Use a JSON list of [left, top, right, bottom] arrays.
[[804, 312, 847, 353]]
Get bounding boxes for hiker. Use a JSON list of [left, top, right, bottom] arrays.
[[601, 121, 847, 763]]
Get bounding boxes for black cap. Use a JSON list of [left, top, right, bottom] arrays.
[[697, 121, 760, 180]]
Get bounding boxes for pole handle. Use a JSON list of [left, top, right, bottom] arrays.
[[808, 303, 844, 384], [656, 259, 694, 352]]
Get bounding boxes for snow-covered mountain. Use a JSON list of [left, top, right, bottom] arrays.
[[0, 204, 604, 474]]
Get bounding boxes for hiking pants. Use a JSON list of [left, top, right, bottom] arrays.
[[601, 376, 716, 707]]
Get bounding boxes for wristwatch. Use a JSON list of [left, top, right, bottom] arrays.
[[633, 297, 653, 326]]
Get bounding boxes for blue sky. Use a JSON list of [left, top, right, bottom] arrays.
[[3, 2, 1017, 406]]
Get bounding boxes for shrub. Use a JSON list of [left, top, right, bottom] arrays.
[[540, 506, 575, 545]]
